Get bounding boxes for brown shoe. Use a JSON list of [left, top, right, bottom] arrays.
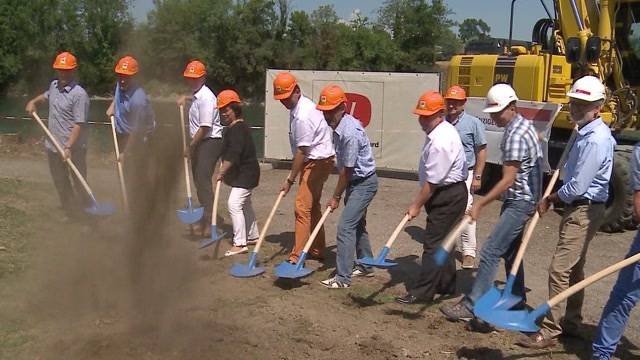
[[462, 255, 475, 269], [515, 332, 557, 349]]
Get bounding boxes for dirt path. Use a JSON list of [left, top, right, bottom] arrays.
[[0, 154, 639, 359]]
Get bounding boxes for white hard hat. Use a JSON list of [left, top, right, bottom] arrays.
[[483, 83, 519, 113], [567, 76, 605, 102]]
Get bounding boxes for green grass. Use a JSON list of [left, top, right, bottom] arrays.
[[0, 320, 31, 359]]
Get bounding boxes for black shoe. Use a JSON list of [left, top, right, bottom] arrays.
[[395, 293, 420, 305]]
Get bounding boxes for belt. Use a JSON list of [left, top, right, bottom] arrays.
[[350, 172, 375, 185], [437, 180, 466, 191], [569, 198, 605, 206]]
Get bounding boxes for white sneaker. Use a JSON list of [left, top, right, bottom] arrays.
[[352, 266, 374, 277], [320, 277, 350, 289]]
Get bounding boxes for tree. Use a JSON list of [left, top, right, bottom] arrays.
[[458, 18, 491, 43]]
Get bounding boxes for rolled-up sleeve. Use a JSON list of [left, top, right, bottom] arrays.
[[557, 141, 601, 203], [197, 97, 214, 128]]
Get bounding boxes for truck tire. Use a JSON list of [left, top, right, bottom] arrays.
[[600, 150, 635, 233]]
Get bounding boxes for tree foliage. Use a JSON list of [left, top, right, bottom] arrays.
[[458, 18, 491, 43], [1, 0, 470, 98]]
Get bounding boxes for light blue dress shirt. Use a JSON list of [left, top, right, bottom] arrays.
[[450, 111, 487, 169], [333, 114, 376, 180], [557, 118, 616, 203], [114, 83, 155, 136]]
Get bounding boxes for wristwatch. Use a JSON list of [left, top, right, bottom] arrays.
[[286, 178, 295, 185], [474, 174, 482, 180]]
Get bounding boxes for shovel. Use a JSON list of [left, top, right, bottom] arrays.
[[230, 191, 285, 278], [176, 105, 204, 224], [199, 178, 227, 249], [474, 128, 578, 312], [109, 115, 129, 212], [273, 206, 332, 279], [475, 251, 640, 333], [433, 215, 474, 266], [31, 112, 115, 216], [357, 214, 410, 268]]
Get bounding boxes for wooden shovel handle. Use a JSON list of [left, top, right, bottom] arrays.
[[548, 252, 640, 308], [110, 115, 129, 211], [31, 112, 95, 200], [509, 127, 579, 276], [253, 191, 286, 254], [301, 207, 332, 254], [178, 105, 194, 199], [211, 178, 222, 226], [440, 215, 473, 254], [384, 214, 411, 248]]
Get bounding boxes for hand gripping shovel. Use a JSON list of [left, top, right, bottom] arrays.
[[230, 191, 285, 278], [176, 105, 204, 224], [31, 112, 115, 216], [474, 128, 579, 313], [433, 215, 474, 266], [109, 115, 129, 212], [475, 251, 640, 333], [273, 207, 332, 279], [199, 178, 227, 249], [357, 214, 410, 268]]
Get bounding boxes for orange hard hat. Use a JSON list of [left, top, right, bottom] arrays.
[[414, 91, 445, 116], [273, 72, 297, 100], [115, 56, 139, 76], [316, 85, 347, 111], [53, 52, 77, 70], [183, 60, 206, 78], [217, 90, 241, 109], [444, 85, 466, 100]]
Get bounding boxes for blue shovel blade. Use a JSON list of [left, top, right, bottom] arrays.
[[230, 263, 265, 278], [273, 260, 313, 279], [85, 202, 116, 216], [474, 306, 542, 333], [357, 256, 398, 268], [198, 225, 226, 249], [176, 206, 204, 224], [433, 247, 450, 267], [474, 286, 523, 312]]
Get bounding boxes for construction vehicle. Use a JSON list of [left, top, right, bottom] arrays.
[[448, 0, 639, 232]]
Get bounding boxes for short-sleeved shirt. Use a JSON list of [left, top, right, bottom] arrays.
[[221, 121, 260, 189], [188, 85, 222, 139], [449, 111, 487, 169], [500, 114, 543, 202], [114, 83, 155, 136], [333, 114, 376, 180], [631, 143, 640, 191], [289, 95, 334, 160], [418, 121, 468, 187], [43, 80, 90, 152], [557, 118, 615, 203]]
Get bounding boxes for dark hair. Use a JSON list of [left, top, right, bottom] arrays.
[[228, 102, 243, 117]]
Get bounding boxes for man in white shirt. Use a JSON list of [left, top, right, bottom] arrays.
[[396, 91, 468, 305], [178, 60, 223, 237], [273, 72, 335, 264]]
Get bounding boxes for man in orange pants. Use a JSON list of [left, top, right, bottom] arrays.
[[273, 72, 335, 263]]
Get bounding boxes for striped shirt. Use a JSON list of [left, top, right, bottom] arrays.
[[333, 114, 376, 180], [500, 114, 543, 202]]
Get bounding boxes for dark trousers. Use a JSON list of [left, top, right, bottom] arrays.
[[409, 181, 468, 300], [47, 148, 89, 217], [191, 138, 223, 224]]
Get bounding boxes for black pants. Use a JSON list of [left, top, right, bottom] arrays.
[[191, 138, 223, 224], [47, 148, 89, 217], [409, 181, 468, 300]]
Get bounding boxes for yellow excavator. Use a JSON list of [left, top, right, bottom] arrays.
[[448, 0, 639, 232]]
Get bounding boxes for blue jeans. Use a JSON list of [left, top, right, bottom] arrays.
[[335, 174, 378, 284], [464, 199, 535, 308], [592, 232, 640, 360]]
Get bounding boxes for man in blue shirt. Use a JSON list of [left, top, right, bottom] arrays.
[[518, 76, 616, 348], [445, 85, 487, 269], [316, 85, 378, 289], [106, 56, 155, 157], [591, 143, 640, 360]]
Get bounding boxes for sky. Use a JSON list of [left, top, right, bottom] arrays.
[[131, 0, 554, 41]]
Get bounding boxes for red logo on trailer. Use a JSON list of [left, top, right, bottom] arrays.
[[345, 93, 372, 128]]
